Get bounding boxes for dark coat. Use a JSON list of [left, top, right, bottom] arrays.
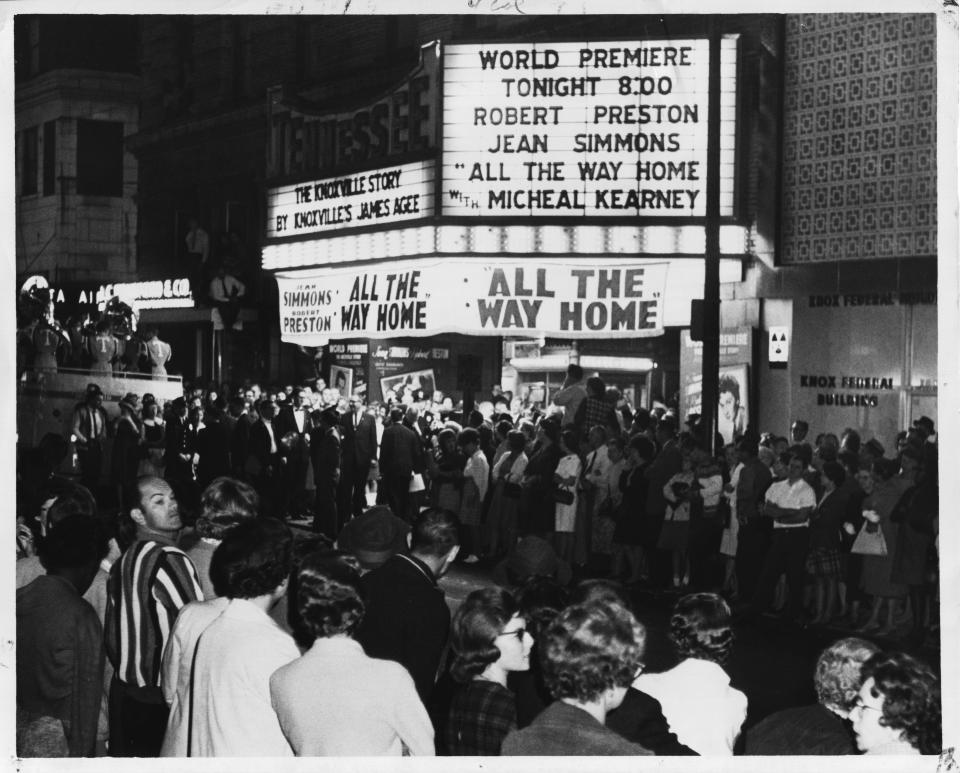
[[645, 439, 683, 519], [339, 412, 378, 469], [502, 701, 653, 756], [355, 553, 450, 704], [744, 704, 856, 755], [605, 687, 698, 755], [379, 422, 422, 481]]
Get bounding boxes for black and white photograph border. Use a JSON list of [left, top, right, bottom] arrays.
[[1, 0, 957, 772]]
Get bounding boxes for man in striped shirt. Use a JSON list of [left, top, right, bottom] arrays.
[[105, 476, 203, 756]]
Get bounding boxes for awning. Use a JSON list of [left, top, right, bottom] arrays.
[[511, 354, 655, 373]]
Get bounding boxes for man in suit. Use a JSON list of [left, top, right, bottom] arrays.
[[338, 394, 378, 521], [355, 508, 460, 705], [248, 400, 283, 517], [275, 387, 314, 519], [310, 406, 341, 537], [71, 383, 109, 493], [379, 406, 423, 522], [644, 414, 684, 588], [164, 397, 193, 487]]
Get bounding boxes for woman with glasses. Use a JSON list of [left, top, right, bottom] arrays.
[[445, 588, 532, 755], [851, 651, 941, 755]]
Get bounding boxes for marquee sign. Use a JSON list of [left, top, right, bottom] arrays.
[[277, 258, 673, 345], [442, 39, 738, 218], [266, 160, 435, 240]]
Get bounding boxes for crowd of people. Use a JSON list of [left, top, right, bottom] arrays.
[[15, 361, 943, 757]]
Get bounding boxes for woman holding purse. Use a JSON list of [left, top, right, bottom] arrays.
[[856, 458, 913, 634], [552, 429, 582, 563]]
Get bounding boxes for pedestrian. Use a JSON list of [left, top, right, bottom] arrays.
[[104, 476, 203, 757], [17, 515, 109, 757], [446, 588, 532, 755], [633, 593, 747, 755], [173, 518, 298, 757], [270, 552, 435, 756], [355, 508, 460, 705], [501, 600, 651, 756], [71, 383, 109, 494]]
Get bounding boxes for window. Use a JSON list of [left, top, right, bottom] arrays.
[[42, 120, 56, 196], [76, 119, 123, 196], [21, 126, 38, 195]]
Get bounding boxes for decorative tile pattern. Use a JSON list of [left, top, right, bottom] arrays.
[[781, 14, 937, 262]]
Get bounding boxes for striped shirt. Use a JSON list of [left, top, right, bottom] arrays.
[[105, 540, 203, 689]]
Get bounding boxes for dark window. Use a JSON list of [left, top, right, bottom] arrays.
[[42, 120, 56, 196], [21, 126, 38, 195], [76, 119, 123, 196]]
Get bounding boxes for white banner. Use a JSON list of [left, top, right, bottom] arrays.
[[277, 258, 670, 345]]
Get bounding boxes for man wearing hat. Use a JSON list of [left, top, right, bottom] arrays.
[[72, 384, 109, 493], [164, 397, 195, 492], [335, 505, 410, 572], [491, 534, 572, 588], [913, 416, 935, 444]]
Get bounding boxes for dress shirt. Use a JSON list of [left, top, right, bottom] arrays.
[[765, 477, 817, 529]]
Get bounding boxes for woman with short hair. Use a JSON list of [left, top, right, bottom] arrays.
[[269, 553, 434, 756], [633, 592, 747, 755], [746, 636, 879, 754], [445, 588, 532, 755], [501, 600, 652, 756], [851, 650, 941, 755]]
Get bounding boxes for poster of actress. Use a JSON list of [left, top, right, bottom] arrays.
[[717, 365, 748, 444]]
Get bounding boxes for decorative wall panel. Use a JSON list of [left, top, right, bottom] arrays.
[[781, 14, 937, 263]]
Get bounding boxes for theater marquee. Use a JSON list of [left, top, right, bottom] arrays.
[[442, 39, 738, 218]]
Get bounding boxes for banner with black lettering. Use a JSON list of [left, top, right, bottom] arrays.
[[277, 257, 669, 345]]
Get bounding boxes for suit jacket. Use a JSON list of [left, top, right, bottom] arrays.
[[605, 687, 698, 755], [340, 411, 378, 468], [164, 416, 192, 475], [355, 553, 450, 704], [275, 406, 312, 462], [249, 420, 280, 471], [379, 422, 422, 480], [310, 424, 341, 481], [645, 439, 683, 519], [502, 701, 653, 756], [195, 420, 231, 486], [744, 704, 856, 755]]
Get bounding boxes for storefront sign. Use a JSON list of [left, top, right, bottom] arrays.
[[808, 292, 936, 307], [798, 374, 896, 408], [38, 277, 194, 310], [277, 258, 669, 345], [442, 39, 738, 217], [266, 160, 435, 239]]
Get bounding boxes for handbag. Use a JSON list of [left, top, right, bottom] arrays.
[[408, 472, 426, 493], [552, 486, 575, 506], [850, 521, 887, 556]]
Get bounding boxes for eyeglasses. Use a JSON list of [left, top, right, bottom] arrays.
[[497, 627, 528, 642], [851, 698, 882, 714]]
